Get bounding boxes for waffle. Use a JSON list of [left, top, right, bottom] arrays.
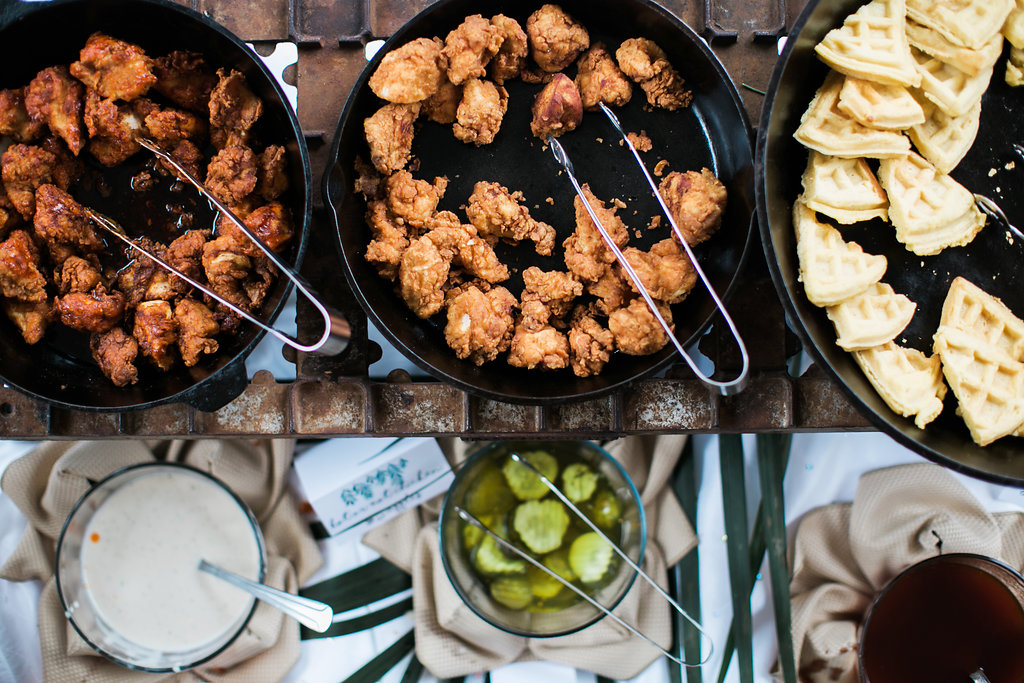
[[906, 18, 1004, 76], [794, 72, 911, 159], [907, 98, 981, 174], [827, 282, 916, 350], [1006, 1, 1024, 49], [906, 0, 1013, 51], [853, 341, 947, 429], [837, 76, 926, 130], [877, 151, 985, 255], [794, 197, 887, 307], [911, 46, 993, 118], [800, 151, 889, 224], [814, 0, 920, 87], [939, 277, 1024, 360]]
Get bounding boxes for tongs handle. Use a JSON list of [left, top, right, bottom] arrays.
[[135, 137, 350, 356]]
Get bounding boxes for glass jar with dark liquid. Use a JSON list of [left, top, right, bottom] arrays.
[[859, 554, 1024, 683]]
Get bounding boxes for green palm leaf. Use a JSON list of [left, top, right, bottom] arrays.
[[301, 557, 411, 613], [718, 434, 753, 683], [301, 596, 413, 640], [339, 629, 415, 683], [671, 438, 703, 683]]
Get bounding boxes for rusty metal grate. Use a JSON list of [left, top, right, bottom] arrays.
[[0, 0, 871, 439]]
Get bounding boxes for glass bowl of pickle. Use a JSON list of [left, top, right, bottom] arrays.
[[438, 440, 646, 637]]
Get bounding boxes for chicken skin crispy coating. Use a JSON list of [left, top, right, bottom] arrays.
[[25, 66, 86, 155], [0, 89, 46, 143], [33, 184, 104, 267], [575, 43, 632, 110], [144, 105, 208, 146], [56, 255, 102, 296], [507, 324, 570, 370], [240, 201, 294, 254], [166, 229, 208, 283], [568, 308, 614, 377], [174, 297, 219, 367], [526, 4, 590, 73], [364, 102, 420, 174], [465, 181, 556, 255], [489, 15, 528, 84], [443, 15, 504, 86], [609, 297, 671, 355], [522, 266, 582, 321], [421, 79, 461, 125], [4, 299, 49, 344], [658, 168, 727, 246], [0, 229, 47, 302], [530, 73, 583, 139], [364, 199, 409, 281], [209, 68, 263, 149], [156, 139, 205, 182], [55, 286, 126, 334], [117, 237, 167, 307], [444, 284, 517, 365], [370, 37, 446, 104], [586, 266, 631, 316], [82, 90, 147, 166], [205, 145, 257, 206], [453, 78, 508, 146], [70, 33, 156, 102], [622, 237, 697, 304], [615, 38, 692, 111], [2, 144, 58, 220], [133, 299, 178, 371], [90, 327, 139, 386], [384, 170, 448, 229], [427, 224, 509, 283], [563, 184, 630, 283], [256, 145, 288, 201], [152, 50, 218, 113]]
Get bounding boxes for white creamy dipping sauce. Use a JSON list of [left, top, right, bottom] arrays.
[[81, 468, 262, 653]]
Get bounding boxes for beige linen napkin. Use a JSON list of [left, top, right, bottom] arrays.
[[786, 463, 1024, 683], [362, 436, 697, 680], [0, 439, 323, 683]]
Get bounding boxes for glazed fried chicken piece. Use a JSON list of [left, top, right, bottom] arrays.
[[608, 297, 671, 355], [165, 229, 208, 283], [622, 237, 697, 304], [384, 170, 448, 229], [575, 43, 632, 110], [530, 73, 582, 139], [369, 37, 446, 104], [144, 105, 207, 145], [202, 234, 256, 311], [444, 284, 517, 365], [443, 15, 504, 86], [83, 90, 147, 165], [364, 199, 409, 281], [0, 89, 46, 143], [209, 69, 263, 149], [568, 307, 614, 377], [70, 33, 156, 102], [658, 168, 727, 246], [90, 327, 139, 386], [133, 299, 178, 370], [2, 144, 59, 220], [33, 184, 104, 266], [54, 286, 126, 334], [526, 4, 590, 73], [25, 66, 85, 155], [563, 184, 630, 283], [489, 15, 528, 84], [421, 79, 461, 125], [174, 297, 219, 367], [521, 266, 582, 320], [240, 201, 294, 254], [453, 78, 508, 146], [152, 50, 218, 113], [39, 137, 83, 192], [615, 38, 692, 111], [465, 181, 556, 255], [507, 324, 570, 370], [0, 192, 18, 237], [205, 145, 257, 206], [256, 145, 288, 201], [363, 102, 420, 174], [155, 139, 204, 182], [117, 237, 167, 307], [4, 299, 49, 344], [56, 255, 102, 295], [0, 230, 47, 302]]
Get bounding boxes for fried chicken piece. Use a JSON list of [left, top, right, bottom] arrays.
[[444, 284, 517, 364], [174, 297, 219, 367], [241, 201, 294, 254], [425, 210, 462, 230], [55, 286, 126, 334], [70, 33, 156, 102], [4, 298, 48, 344], [427, 224, 509, 284], [133, 299, 178, 370], [658, 168, 727, 246], [369, 37, 446, 104], [421, 79, 461, 124], [615, 38, 692, 111], [156, 139, 204, 182], [608, 297, 671, 355], [586, 266, 631, 316], [82, 90, 146, 165], [640, 67, 693, 111], [626, 130, 652, 152], [33, 184, 104, 266], [144, 105, 207, 145], [117, 237, 166, 307], [363, 102, 420, 174], [0, 196, 18, 237], [0, 230, 47, 302], [364, 199, 408, 280], [353, 156, 382, 199], [56, 255, 102, 295], [2, 144, 58, 220], [489, 15, 528, 84], [25, 66, 85, 155], [622, 238, 697, 304], [526, 4, 590, 73], [166, 229, 208, 282], [563, 184, 630, 283], [0, 89, 46, 143], [256, 145, 288, 201], [202, 234, 254, 311], [39, 137, 83, 191], [209, 68, 263, 149], [452, 78, 508, 145], [443, 15, 504, 86], [205, 145, 257, 206], [507, 324, 570, 370], [568, 307, 614, 377], [90, 327, 139, 386], [530, 73, 582, 139], [465, 181, 556, 255], [152, 50, 218, 113], [522, 266, 581, 320], [384, 170, 448, 229], [398, 235, 450, 318], [575, 43, 632, 110]]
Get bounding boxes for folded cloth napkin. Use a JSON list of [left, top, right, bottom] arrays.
[[786, 463, 1024, 683], [0, 439, 323, 683], [362, 435, 697, 680]]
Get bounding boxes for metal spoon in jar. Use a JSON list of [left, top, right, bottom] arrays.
[[198, 559, 333, 633]]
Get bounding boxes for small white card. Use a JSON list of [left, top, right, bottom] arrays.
[[292, 438, 454, 544]]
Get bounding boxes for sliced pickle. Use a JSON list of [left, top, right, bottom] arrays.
[[562, 463, 598, 502], [588, 487, 622, 530], [502, 450, 559, 500], [513, 499, 570, 554], [464, 465, 517, 517], [473, 533, 526, 575], [568, 532, 615, 583], [527, 564, 564, 599], [490, 574, 533, 609], [543, 548, 577, 582], [462, 513, 498, 549]]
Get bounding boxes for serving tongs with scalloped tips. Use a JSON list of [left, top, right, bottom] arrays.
[[546, 103, 749, 395], [84, 136, 350, 356]]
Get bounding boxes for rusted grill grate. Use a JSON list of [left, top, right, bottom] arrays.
[[0, 0, 872, 439]]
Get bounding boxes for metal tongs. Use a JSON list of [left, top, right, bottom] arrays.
[[454, 452, 713, 667], [84, 137, 349, 356], [547, 103, 749, 395]]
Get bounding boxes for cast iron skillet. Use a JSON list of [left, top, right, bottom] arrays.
[[325, 0, 755, 404], [0, 0, 311, 412], [758, 0, 1024, 484]]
